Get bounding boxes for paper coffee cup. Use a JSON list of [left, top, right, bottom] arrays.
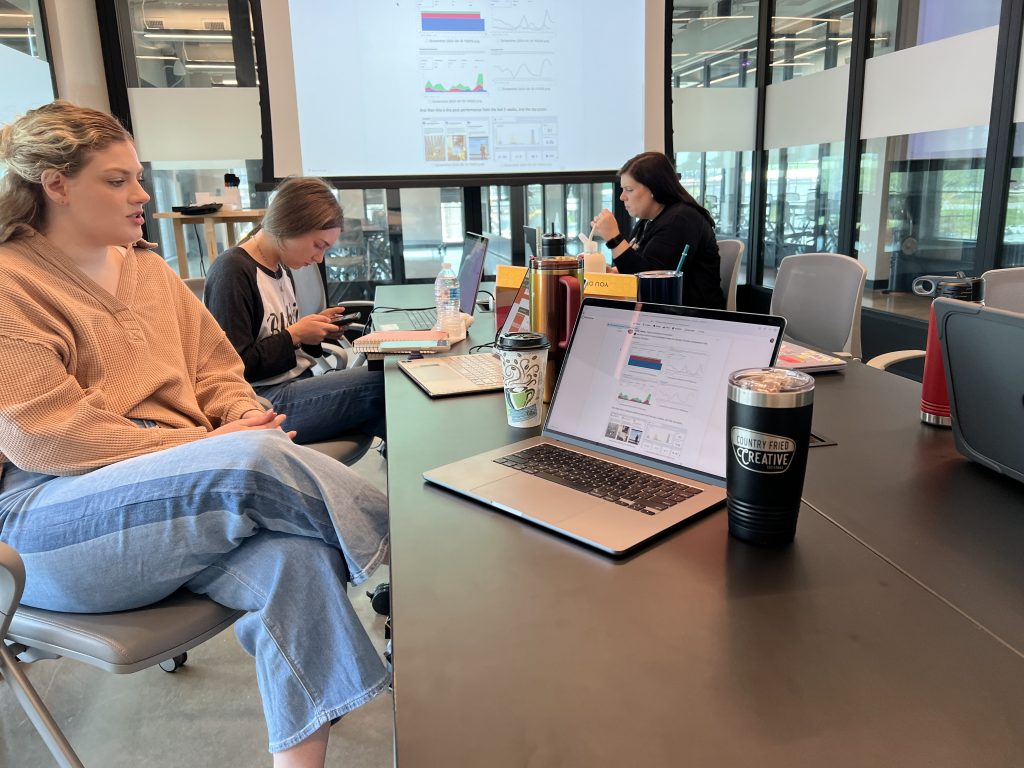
[[496, 332, 550, 428]]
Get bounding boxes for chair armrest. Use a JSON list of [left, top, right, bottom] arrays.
[[321, 341, 350, 369], [866, 350, 926, 370], [342, 323, 368, 342], [1, 541, 27, 636]]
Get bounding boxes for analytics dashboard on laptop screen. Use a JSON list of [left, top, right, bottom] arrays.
[[545, 304, 780, 479]]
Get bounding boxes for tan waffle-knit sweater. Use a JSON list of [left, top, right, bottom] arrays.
[[0, 231, 263, 476]]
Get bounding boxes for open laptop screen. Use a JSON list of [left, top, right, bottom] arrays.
[[456, 233, 488, 314], [545, 300, 784, 480]]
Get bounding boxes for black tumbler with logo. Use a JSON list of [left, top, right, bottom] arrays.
[[726, 368, 815, 546]]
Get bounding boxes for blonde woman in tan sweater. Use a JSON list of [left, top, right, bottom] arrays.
[[0, 101, 389, 767]]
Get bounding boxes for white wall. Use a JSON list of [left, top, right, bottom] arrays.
[[42, 0, 109, 110], [861, 26, 998, 140], [673, 87, 756, 152], [764, 65, 850, 149], [127, 87, 262, 163], [644, 0, 666, 151]]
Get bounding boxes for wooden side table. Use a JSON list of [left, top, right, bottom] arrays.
[[152, 209, 266, 278]]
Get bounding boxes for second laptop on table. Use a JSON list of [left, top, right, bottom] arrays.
[[378, 232, 489, 331]]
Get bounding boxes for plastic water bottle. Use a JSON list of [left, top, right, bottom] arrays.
[[433, 262, 462, 336]]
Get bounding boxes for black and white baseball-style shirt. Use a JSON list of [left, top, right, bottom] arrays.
[[204, 246, 315, 387]]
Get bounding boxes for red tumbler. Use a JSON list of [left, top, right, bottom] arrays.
[[920, 302, 951, 427]]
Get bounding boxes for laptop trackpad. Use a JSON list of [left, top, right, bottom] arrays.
[[474, 475, 583, 523], [408, 363, 457, 382]]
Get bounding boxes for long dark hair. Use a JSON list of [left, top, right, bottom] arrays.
[[618, 152, 715, 229]]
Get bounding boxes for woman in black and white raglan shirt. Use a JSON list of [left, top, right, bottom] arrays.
[[205, 177, 386, 444]]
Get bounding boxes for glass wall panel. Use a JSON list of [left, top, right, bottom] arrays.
[[526, 185, 544, 229], [1004, 127, 1024, 267], [671, 2, 758, 89], [762, 3, 852, 287], [763, 141, 844, 286], [1001, 23, 1024, 269], [855, 126, 987, 318], [0, 0, 53, 126], [857, 1, 998, 319], [124, 0, 256, 87], [871, 0, 1001, 58], [671, 1, 759, 282], [771, 1, 854, 79], [397, 187, 463, 280], [147, 160, 262, 277]]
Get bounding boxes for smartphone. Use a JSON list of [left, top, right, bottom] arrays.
[[332, 311, 362, 326]]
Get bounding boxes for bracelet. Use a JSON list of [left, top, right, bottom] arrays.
[[605, 234, 624, 250]]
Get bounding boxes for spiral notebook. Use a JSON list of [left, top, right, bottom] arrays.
[[775, 341, 846, 373], [353, 330, 450, 354]]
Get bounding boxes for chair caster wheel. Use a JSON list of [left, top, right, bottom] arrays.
[[159, 653, 187, 672], [366, 582, 390, 615]]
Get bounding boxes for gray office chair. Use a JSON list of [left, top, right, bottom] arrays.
[[717, 239, 744, 312], [770, 252, 867, 359], [980, 267, 1024, 312], [1, 540, 242, 767], [290, 264, 375, 370], [183, 276, 206, 301]]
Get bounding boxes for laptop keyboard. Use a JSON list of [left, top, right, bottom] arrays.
[[493, 443, 703, 515], [447, 354, 503, 386], [404, 308, 437, 330]]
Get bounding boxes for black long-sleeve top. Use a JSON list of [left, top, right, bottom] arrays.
[[613, 201, 726, 310]]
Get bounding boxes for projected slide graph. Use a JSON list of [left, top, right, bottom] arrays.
[[491, 11, 555, 32], [425, 73, 486, 93], [421, 12, 485, 32], [493, 59, 554, 81]]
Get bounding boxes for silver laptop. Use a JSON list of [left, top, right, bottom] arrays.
[[424, 298, 786, 554], [397, 270, 531, 397], [379, 233, 489, 331], [399, 352, 504, 397]]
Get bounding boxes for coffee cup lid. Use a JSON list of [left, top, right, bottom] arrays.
[[497, 332, 550, 351]]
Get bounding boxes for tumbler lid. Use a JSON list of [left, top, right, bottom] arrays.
[[728, 367, 814, 408], [497, 331, 550, 351], [636, 270, 682, 278]]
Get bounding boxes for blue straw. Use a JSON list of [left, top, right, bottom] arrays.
[[675, 244, 690, 273]]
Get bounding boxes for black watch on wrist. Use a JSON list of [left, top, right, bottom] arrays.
[[605, 234, 625, 250]]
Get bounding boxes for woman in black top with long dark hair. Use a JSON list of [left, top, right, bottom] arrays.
[[591, 151, 725, 309]]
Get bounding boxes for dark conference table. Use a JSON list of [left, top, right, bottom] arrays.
[[379, 285, 1024, 767]]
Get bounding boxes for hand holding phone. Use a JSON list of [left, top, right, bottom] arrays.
[[332, 311, 362, 326]]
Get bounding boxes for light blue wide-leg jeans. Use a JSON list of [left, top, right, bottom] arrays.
[[0, 429, 390, 753]]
